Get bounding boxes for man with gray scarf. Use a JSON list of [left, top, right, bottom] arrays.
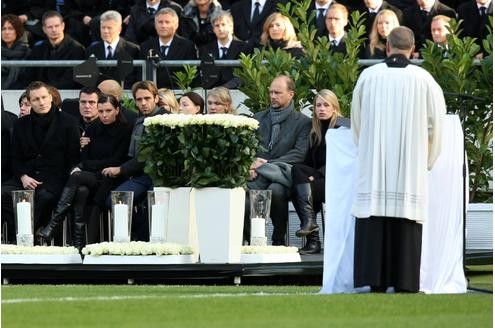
[[245, 75, 312, 245]]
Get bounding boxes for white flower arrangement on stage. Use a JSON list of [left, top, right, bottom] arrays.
[[1, 244, 79, 255], [241, 246, 299, 254], [81, 241, 194, 257], [139, 114, 260, 188], [143, 113, 259, 130]]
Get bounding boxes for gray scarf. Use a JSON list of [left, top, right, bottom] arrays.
[[268, 101, 294, 151]]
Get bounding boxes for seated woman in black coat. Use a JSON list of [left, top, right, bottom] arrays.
[[37, 94, 132, 251], [363, 9, 400, 59], [1, 14, 30, 89], [291, 89, 343, 255], [259, 12, 305, 58]]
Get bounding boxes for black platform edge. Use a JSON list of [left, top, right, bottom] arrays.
[[1, 260, 324, 285]]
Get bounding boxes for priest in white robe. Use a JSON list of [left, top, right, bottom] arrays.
[[350, 26, 445, 293]]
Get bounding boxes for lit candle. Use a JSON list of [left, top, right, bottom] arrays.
[[16, 200, 31, 235], [251, 217, 265, 238], [151, 204, 167, 241], [113, 203, 129, 241]]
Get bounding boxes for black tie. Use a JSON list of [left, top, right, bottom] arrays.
[[316, 8, 325, 31], [220, 47, 228, 59], [106, 45, 113, 59], [148, 7, 156, 15], [331, 40, 337, 48], [421, 10, 428, 21], [252, 2, 260, 23], [160, 45, 168, 57], [480, 6, 486, 16]]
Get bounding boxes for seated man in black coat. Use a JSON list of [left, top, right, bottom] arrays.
[[457, 0, 493, 58], [199, 10, 252, 89], [125, 0, 183, 45], [1, 81, 80, 244], [326, 3, 349, 54], [23, 11, 86, 89], [403, 0, 456, 57], [140, 7, 198, 89], [85, 10, 140, 87]]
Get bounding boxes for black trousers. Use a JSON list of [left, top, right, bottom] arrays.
[[1, 178, 58, 243], [354, 216, 423, 292], [291, 164, 325, 213]]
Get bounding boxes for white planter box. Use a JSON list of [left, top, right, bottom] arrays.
[[1, 254, 82, 264], [83, 254, 196, 264], [195, 187, 245, 263], [240, 253, 301, 263], [154, 187, 199, 262], [466, 203, 493, 251]]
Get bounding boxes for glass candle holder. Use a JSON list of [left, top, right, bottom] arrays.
[[147, 189, 170, 243], [12, 190, 34, 246], [249, 189, 272, 246], [111, 191, 133, 243]]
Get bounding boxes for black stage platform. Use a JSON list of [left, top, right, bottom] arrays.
[[2, 252, 490, 285], [1, 255, 324, 285]]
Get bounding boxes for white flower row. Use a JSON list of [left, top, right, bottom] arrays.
[[241, 246, 299, 254], [1, 244, 79, 255], [82, 241, 195, 256], [144, 113, 259, 130]]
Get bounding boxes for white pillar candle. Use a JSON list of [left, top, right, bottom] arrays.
[[114, 203, 129, 240], [151, 204, 167, 240], [16, 201, 31, 235], [251, 217, 265, 238]]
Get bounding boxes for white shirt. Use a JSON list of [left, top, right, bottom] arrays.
[[315, 1, 332, 16], [217, 37, 233, 55], [104, 39, 120, 57], [159, 39, 172, 56], [328, 33, 345, 45]]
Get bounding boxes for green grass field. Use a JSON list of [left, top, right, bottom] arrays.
[[2, 283, 492, 328]]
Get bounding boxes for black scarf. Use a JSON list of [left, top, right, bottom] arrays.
[[268, 101, 294, 151]]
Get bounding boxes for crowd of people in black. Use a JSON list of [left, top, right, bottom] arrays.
[[2, 0, 492, 90], [0, 0, 492, 253]]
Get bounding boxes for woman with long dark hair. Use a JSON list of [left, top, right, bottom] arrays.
[[291, 89, 343, 254], [1, 14, 30, 89], [37, 94, 132, 251]]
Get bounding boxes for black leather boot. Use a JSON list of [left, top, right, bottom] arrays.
[[292, 183, 319, 237], [299, 231, 321, 255], [71, 192, 87, 252], [37, 186, 76, 241]]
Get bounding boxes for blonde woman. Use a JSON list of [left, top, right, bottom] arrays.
[[157, 88, 180, 113], [259, 12, 304, 58], [206, 87, 234, 114], [290, 89, 343, 254], [365, 9, 400, 59]]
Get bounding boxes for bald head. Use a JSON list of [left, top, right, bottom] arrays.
[[386, 26, 415, 57], [98, 80, 123, 101]]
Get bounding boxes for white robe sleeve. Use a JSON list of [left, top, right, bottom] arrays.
[[426, 77, 446, 170]]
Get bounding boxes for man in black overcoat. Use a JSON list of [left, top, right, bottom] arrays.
[[23, 11, 86, 89], [139, 7, 197, 88], [199, 10, 252, 89], [85, 10, 140, 87], [1, 81, 80, 243]]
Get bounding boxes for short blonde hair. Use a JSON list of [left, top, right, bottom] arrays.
[[207, 87, 234, 114], [260, 13, 298, 46]]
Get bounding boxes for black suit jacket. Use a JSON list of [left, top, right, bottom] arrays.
[[357, 1, 404, 36], [25, 35, 86, 89], [198, 39, 252, 89], [140, 35, 198, 88], [403, 1, 456, 50], [85, 38, 140, 87], [328, 34, 347, 54], [231, 0, 278, 48], [306, 1, 341, 38], [125, 0, 183, 44], [457, 1, 493, 45], [11, 107, 80, 195]]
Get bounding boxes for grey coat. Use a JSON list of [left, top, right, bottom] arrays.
[[254, 106, 312, 164]]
